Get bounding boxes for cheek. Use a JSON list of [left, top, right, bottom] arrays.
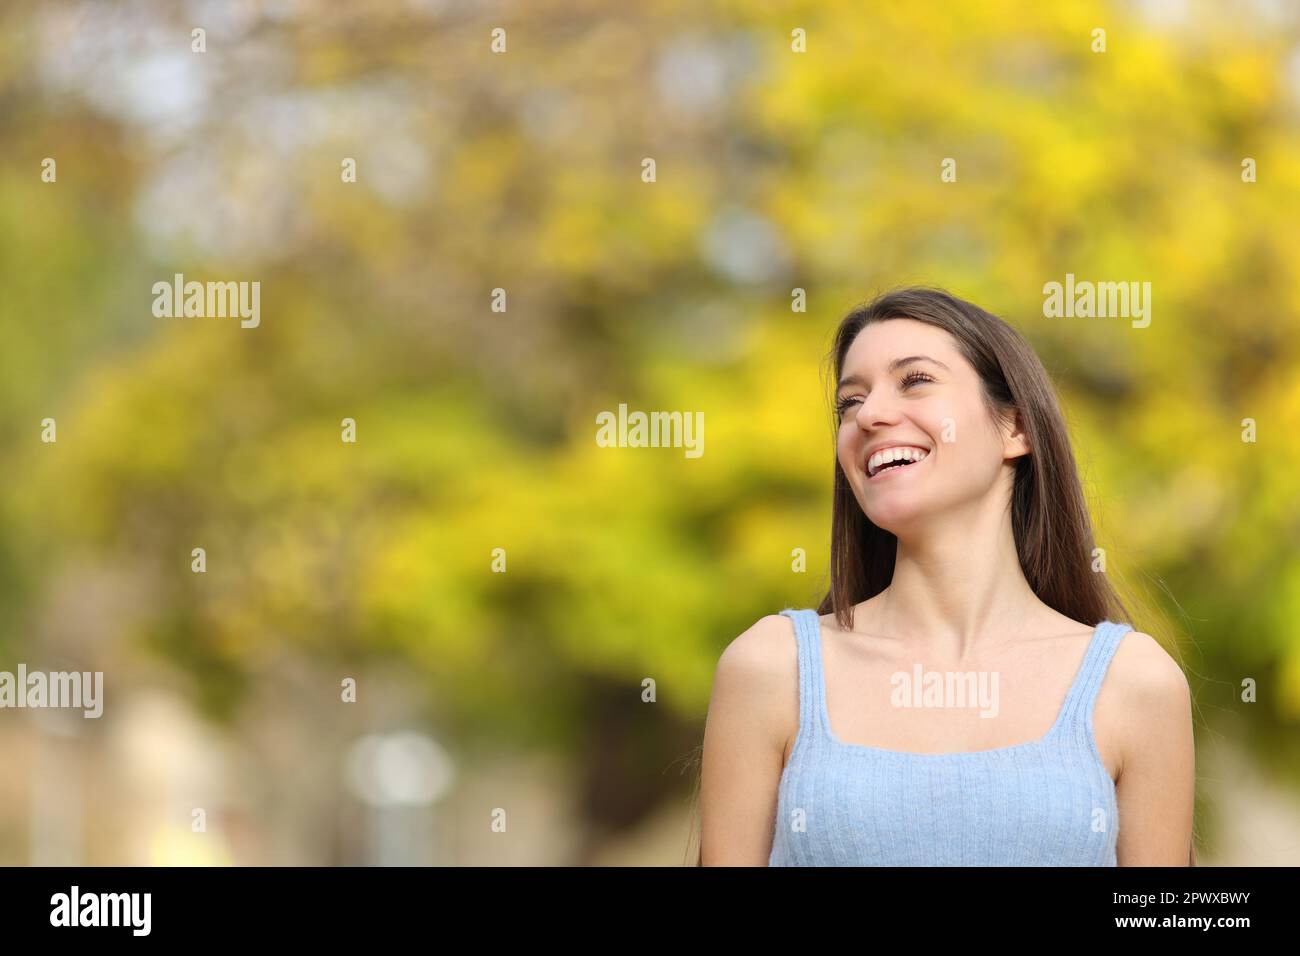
[[835, 426, 858, 469], [946, 423, 1001, 477]]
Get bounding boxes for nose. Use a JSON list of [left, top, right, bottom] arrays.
[[852, 389, 900, 430]]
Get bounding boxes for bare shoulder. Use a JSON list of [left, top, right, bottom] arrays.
[[715, 614, 798, 689], [1107, 629, 1191, 703], [710, 614, 800, 755], [1097, 628, 1193, 775]]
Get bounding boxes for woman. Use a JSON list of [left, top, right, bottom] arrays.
[[692, 287, 1196, 866]]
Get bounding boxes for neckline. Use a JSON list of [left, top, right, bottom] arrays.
[[810, 612, 1112, 759]]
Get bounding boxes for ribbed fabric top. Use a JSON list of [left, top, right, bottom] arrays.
[[769, 607, 1133, 866]]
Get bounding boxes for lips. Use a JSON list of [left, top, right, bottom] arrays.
[[865, 445, 930, 479]]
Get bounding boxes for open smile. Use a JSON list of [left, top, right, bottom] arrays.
[[865, 445, 930, 482]]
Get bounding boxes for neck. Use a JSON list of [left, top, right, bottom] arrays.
[[874, 488, 1040, 659]]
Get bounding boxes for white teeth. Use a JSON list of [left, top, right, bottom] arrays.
[[867, 446, 929, 477]]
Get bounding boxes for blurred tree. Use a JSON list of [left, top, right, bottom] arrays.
[[1, 0, 1298, 858]]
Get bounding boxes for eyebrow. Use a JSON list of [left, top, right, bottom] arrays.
[[836, 355, 951, 392]]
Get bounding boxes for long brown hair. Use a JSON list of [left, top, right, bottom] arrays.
[[684, 287, 1197, 866]]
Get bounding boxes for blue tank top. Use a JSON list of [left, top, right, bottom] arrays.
[[769, 607, 1133, 866]]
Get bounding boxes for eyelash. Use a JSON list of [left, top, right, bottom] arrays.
[[835, 371, 935, 416]]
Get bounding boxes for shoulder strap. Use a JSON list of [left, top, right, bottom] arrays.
[[1057, 621, 1133, 733], [779, 608, 826, 748]]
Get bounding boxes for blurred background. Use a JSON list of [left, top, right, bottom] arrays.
[[1, 0, 1298, 865]]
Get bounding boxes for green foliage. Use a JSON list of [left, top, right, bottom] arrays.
[[1, 0, 1297, 810]]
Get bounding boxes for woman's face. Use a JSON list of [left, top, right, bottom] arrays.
[[834, 318, 1028, 535]]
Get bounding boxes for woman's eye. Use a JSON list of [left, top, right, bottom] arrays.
[[837, 372, 934, 416]]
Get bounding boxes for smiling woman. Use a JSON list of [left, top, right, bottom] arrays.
[[690, 287, 1197, 868]]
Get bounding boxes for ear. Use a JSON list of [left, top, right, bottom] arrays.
[[1001, 406, 1031, 460]]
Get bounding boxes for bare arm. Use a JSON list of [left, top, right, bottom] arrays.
[[699, 615, 798, 866], [1108, 631, 1196, 865]]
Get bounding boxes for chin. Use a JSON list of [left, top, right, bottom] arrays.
[[864, 506, 921, 535], [856, 488, 925, 532]]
